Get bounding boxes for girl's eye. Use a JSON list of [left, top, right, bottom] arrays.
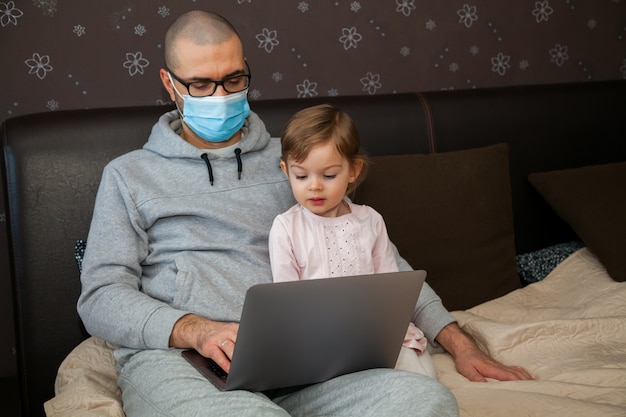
[[295, 175, 307, 180], [324, 174, 337, 179]]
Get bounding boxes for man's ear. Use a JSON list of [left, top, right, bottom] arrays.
[[160, 68, 177, 102], [279, 160, 289, 177]]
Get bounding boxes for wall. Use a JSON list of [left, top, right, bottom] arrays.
[[1, 0, 625, 377], [1, 1, 625, 119]]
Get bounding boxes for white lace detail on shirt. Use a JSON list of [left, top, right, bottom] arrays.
[[324, 220, 360, 276]]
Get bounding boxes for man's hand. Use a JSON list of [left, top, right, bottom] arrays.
[[435, 322, 533, 382], [170, 313, 239, 373]]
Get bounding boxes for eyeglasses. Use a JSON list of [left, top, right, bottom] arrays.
[[167, 61, 251, 97]]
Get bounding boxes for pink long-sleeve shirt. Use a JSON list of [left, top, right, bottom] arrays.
[[269, 200, 398, 281]]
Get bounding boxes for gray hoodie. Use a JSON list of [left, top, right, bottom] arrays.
[[77, 109, 454, 353]]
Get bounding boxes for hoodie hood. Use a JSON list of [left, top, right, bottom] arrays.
[[144, 109, 271, 160]]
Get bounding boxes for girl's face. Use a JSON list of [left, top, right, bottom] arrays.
[[281, 141, 362, 218]]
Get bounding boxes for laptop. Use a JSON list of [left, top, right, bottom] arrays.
[[182, 269, 426, 392]]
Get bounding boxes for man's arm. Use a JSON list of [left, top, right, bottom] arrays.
[[389, 243, 532, 381], [435, 322, 533, 381], [78, 165, 188, 350]]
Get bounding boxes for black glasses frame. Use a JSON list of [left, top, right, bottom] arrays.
[[167, 61, 252, 97]]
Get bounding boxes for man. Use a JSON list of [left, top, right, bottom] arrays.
[[78, 10, 530, 417]]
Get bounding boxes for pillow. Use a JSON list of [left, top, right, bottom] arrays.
[[529, 161, 626, 282], [516, 240, 584, 285], [43, 337, 123, 417], [352, 143, 520, 311], [75, 239, 87, 273]]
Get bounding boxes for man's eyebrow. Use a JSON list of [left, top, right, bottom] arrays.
[[187, 68, 247, 82]]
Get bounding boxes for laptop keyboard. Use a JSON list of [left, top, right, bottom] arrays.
[[207, 358, 228, 381]]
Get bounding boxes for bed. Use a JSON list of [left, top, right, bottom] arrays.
[[43, 247, 626, 416], [3, 80, 625, 416]]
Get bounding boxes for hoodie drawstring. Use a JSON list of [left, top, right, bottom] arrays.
[[200, 149, 243, 186], [200, 153, 214, 186], [235, 148, 242, 180]]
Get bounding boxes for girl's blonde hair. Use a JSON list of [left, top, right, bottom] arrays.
[[280, 104, 369, 196]]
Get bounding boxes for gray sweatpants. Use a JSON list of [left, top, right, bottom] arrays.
[[118, 348, 458, 417]]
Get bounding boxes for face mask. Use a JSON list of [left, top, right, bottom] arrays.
[[169, 74, 251, 142]]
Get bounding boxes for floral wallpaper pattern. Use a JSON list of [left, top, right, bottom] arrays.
[[1, 0, 625, 121], [0, 0, 625, 377]]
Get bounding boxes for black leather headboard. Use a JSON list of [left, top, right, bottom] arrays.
[[2, 106, 166, 416], [3, 80, 626, 416], [422, 81, 626, 252]]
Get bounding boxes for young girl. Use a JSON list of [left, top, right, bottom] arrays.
[[268, 104, 436, 378]]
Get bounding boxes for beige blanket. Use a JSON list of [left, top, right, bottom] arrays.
[[45, 248, 626, 416], [437, 248, 626, 416]]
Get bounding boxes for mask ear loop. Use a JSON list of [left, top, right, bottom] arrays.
[[167, 72, 186, 117]]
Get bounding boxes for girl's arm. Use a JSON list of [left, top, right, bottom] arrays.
[[370, 208, 400, 273]]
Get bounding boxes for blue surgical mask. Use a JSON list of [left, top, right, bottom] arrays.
[[169, 74, 251, 143]]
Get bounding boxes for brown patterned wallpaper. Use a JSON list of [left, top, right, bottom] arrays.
[[1, 0, 625, 121], [0, 0, 625, 377]]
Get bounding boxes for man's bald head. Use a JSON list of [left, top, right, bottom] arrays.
[[164, 11, 240, 70]]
